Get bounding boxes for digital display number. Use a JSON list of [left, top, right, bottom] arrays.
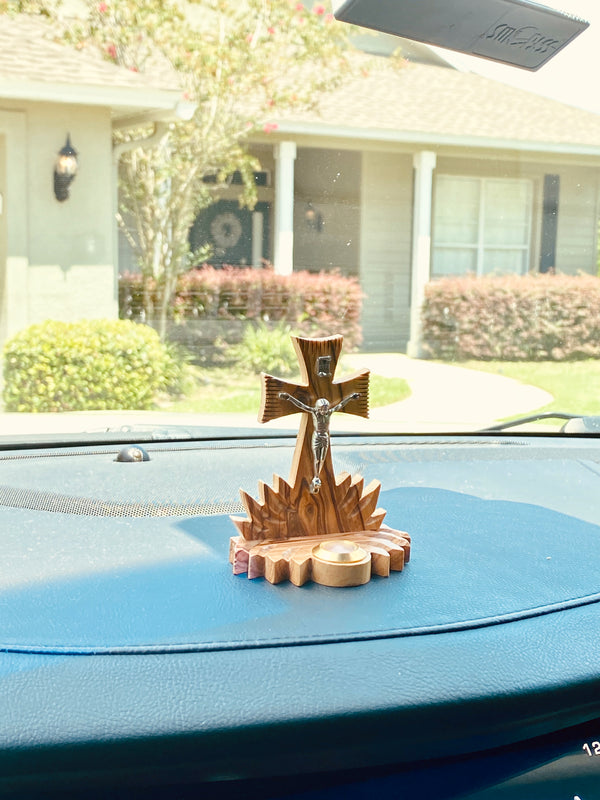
[[582, 741, 600, 756]]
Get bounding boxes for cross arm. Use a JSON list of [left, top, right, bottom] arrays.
[[259, 374, 313, 424], [332, 369, 370, 418]]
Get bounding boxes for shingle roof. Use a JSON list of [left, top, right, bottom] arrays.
[[274, 56, 600, 150], [3, 14, 599, 150], [0, 14, 180, 107]]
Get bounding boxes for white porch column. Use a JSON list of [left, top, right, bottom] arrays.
[[273, 141, 297, 275], [406, 150, 437, 358]]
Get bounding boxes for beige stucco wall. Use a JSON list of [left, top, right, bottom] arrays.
[[0, 100, 116, 346]]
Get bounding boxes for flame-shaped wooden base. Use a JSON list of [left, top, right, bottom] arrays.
[[231, 470, 385, 541], [230, 466, 411, 586], [230, 526, 411, 586]]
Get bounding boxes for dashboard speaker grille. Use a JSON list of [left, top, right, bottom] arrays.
[[0, 485, 244, 518]]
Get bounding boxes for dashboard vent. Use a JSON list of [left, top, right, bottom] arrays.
[[0, 485, 244, 518]]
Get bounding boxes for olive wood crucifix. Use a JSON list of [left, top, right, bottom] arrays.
[[230, 335, 411, 586], [232, 334, 385, 540]]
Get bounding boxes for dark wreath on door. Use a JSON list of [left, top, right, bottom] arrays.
[[189, 200, 270, 267]]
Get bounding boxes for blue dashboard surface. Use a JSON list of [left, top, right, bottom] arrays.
[[0, 435, 600, 794]]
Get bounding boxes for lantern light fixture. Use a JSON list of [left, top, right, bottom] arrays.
[[54, 134, 79, 202], [304, 201, 323, 233]]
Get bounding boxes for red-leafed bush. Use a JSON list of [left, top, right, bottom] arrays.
[[119, 265, 363, 350], [422, 274, 600, 361]]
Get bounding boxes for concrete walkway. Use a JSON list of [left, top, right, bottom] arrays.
[[0, 355, 552, 436], [344, 354, 552, 432]]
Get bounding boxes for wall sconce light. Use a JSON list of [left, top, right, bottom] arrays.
[[304, 201, 324, 233], [54, 134, 79, 202]]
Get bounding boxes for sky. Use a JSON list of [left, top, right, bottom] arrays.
[[430, 0, 600, 113]]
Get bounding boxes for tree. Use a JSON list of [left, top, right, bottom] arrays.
[[58, 0, 350, 338]]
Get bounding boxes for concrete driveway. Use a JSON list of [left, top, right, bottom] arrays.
[[0, 355, 552, 437]]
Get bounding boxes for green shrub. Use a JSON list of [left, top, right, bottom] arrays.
[[160, 340, 196, 397], [226, 322, 298, 376], [422, 274, 600, 361], [3, 319, 175, 412], [119, 265, 363, 350]]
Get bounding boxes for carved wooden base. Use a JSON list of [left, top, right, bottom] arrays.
[[229, 526, 411, 587]]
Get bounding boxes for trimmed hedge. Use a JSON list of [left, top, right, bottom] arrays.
[[422, 274, 600, 361], [119, 266, 363, 350], [3, 319, 173, 412]]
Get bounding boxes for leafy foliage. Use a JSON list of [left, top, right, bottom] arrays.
[[422, 274, 600, 361], [120, 265, 363, 349], [0, 0, 56, 14], [2, 319, 178, 412], [226, 322, 298, 376], [160, 340, 197, 396]]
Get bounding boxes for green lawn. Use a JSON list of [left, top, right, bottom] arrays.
[[460, 360, 600, 418], [165, 358, 600, 424], [163, 367, 410, 414]]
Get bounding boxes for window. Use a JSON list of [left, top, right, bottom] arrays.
[[432, 175, 533, 277]]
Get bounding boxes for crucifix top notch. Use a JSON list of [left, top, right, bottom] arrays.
[[259, 335, 369, 424]]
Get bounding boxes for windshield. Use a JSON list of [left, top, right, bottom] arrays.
[[1, 0, 599, 440]]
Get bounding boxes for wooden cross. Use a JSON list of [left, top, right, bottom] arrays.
[[260, 335, 369, 491], [231, 335, 386, 541]]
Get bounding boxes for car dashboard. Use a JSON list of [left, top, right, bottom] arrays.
[[1, 432, 600, 798]]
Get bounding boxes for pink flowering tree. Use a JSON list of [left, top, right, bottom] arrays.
[[53, 0, 350, 336]]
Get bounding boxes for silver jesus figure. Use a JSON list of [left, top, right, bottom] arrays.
[[279, 391, 360, 494]]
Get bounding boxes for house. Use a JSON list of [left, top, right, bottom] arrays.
[[193, 37, 600, 353], [3, 13, 600, 356], [0, 14, 183, 347]]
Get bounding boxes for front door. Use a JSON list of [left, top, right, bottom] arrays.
[[190, 200, 270, 267]]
